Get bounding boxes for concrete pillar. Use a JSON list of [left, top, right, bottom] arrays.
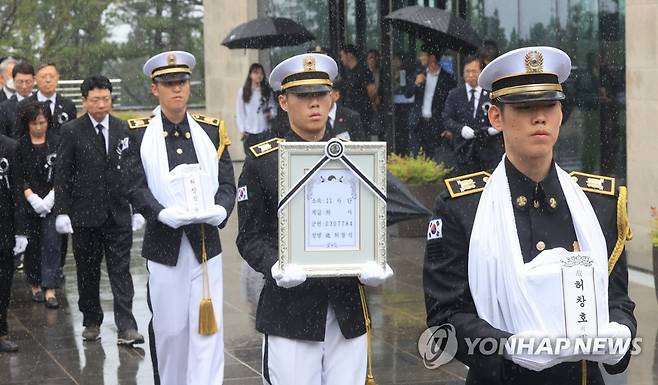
[[626, 0, 658, 270], [203, 0, 259, 161]]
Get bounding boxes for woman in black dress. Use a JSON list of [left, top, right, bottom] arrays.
[[14, 101, 61, 308]]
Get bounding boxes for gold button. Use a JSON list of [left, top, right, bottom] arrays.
[[185, 132, 191, 139], [516, 196, 527, 208], [163, 131, 168, 137], [536, 241, 546, 251], [176, 148, 183, 154], [533, 200, 540, 209], [549, 197, 557, 209], [174, 131, 180, 137]]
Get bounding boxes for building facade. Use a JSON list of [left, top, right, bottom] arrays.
[[204, 0, 655, 271]]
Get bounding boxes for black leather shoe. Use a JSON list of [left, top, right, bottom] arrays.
[[0, 337, 18, 352], [31, 291, 44, 303], [82, 325, 101, 341], [45, 297, 59, 309]]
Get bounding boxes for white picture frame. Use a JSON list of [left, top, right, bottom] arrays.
[[278, 141, 387, 277]]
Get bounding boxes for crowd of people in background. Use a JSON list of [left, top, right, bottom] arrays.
[[236, 40, 504, 176]]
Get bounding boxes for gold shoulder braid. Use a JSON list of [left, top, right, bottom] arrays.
[[249, 138, 285, 157], [191, 113, 221, 127], [444, 171, 490, 198], [569, 171, 615, 196], [127, 117, 151, 129], [609, 186, 633, 274], [216, 120, 230, 159]]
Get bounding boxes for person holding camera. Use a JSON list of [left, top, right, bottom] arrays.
[[236, 63, 276, 154]]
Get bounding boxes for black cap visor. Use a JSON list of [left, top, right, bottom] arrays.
[[496, 90, 565, 104], [284, 84, 332, 94], [153, 72, 192, 83]]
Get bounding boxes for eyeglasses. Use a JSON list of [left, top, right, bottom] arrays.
[[86, 96, 112, 104]]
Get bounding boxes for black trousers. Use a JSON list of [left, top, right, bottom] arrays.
[[0, 248, 14, 337], [72, 215, 137, 332]]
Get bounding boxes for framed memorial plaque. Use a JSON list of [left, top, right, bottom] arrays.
[[278, 139, 387, 277]]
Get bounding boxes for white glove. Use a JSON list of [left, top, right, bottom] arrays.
[[358, 261, 394, 287], [13, 235, 28, 255], [590, 321, 632, 365], [27, 193, 50, 216], [487, 126, 500, 136], [194, 205, 227, 227], [157, 207, 194, 229], [504, 330, 562, 372], [42, 190, 55, 212], [131, 213, 146, 231], [55, 214, 74, 234], [461, 126, 475, 140], [271, 262, 307, 289]]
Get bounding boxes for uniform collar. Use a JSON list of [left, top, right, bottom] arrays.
[[162, 112, 190, 137], [284, 125, 332, 142], [506, 158, 562, 212]]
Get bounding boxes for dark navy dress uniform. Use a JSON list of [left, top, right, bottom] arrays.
[[423, 161, 636, 385], [236, 128, 367, 342], [125, 112, 236, 266]]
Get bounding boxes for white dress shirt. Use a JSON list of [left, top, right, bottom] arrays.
[[465, 84, 482, 118], [421, 68, 440, 118], [235, 87, 276, 135], [89, 113, 110, 154], [37, 91, 57, 115], [328, 102, 337, 128]]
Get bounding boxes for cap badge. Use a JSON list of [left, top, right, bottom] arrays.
[[303, 56, 316, 72], [524, 50, 544, 73], [167, 53, 177, 65]]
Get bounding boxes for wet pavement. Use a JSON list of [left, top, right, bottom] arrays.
[[2, 164, 658, 385]]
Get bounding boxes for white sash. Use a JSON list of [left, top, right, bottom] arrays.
[[468, 157, 609, 337], [140, 111, 218, 210]]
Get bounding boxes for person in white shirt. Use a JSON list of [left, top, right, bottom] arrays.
[[235, 63, 276, 153]]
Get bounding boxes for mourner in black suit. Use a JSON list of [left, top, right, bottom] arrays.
[[0, 57, 17, 104], [443, 55, 504, 173], [237, 53, 392, 385], [0, 62, 36, 138], [124, 51, 235, 385], [423, 47, 635, 385], [328, 79, 365, 141], [0, 134, 27, 352], [53, 76, 142, 345], [21, 64, 77, 137], [13, 101, 62, 308], [406, 45, 456, 162]]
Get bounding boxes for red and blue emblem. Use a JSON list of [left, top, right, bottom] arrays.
[[427, 219, 443, 240]]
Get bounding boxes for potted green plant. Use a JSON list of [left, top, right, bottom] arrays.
[[387, 152, 451, 237]]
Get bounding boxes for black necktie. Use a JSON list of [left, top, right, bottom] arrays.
[[96, 124, 106, 155], [468, 88, 476, 103]]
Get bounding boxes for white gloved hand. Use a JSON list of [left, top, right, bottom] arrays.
[[358, 261, 394, 287], [487, 126, 500, 136], [42, 190, 55, 211], [589, 322, 632, 365], [194, 205, 227, 227], [157, 207, 194, 229], [461, 126, 475, 140], [27, 193, 50, 215], [271, 262, 307, 289], [504, 330, 562, 372], [131, 213, 146, 231], [55, 214, 74, 234], [13, 235, 28, 255]]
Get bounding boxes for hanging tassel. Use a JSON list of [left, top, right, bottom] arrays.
[[198, 225, 218, 336], [359, 285, 376, 385]]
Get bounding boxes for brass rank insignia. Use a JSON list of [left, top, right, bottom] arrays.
[[444, 171, 490, 198], [249, 138, 285, 157], [569, 171, 615, 196], [127, 117, 151, 129], [191, 113, 221, 127]]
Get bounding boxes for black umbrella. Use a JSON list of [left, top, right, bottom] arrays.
[[385, 6, 481, 52], [222, 17, 315, 49], [386, 172, 434, 226]]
